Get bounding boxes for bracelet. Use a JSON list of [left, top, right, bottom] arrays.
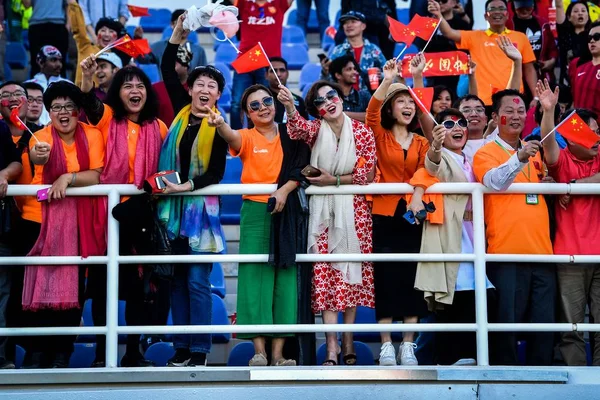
[[336, 175, 341, 187], [433, 147, 442, 153], [188, 179, 195, 191], [533, 96, 540, 101], [69, 172, 76, 187]]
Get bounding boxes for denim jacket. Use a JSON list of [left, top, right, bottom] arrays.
[[327, 39, 387, 92]]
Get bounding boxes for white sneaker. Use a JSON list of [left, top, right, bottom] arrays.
[[398, 342, 418, 366], [453, 358, 476, 366], [379, 341, 397, 366]]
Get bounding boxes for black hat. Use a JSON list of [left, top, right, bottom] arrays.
[[95, 17, 125, 37], [339, 11, 366, 25]]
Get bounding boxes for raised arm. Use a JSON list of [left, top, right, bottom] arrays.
[[556, 0, 565, 25], [467, 58, 478, 96], [205, 106, 242, 152], [278, 85, 320, 146], [410, 53, 435, 142], [497, 35, 523, 91], [537, 79, 561, 166], [163, 13, 193, 114], [426, 124, 446, 166], [428, 0, 461, 43], [79, 55, 105, 126]]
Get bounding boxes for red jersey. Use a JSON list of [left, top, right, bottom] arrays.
[[237, 0, 290, 58], [548, 148, 600, 255], [571, 60, 600, 118]]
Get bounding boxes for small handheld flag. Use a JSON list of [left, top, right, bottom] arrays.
[[127, 5, 151, 17], [10, 105, 40, 144], [231, 43, 271, 75], [407, 86, 438, 125], [542, 110, 600, 148]]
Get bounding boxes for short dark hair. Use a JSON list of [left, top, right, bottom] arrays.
[[485, 0, 508, 10], [269, 57, 288, 70], [435, 108, 466, 125], [380, 90, 419, 132], [491, 89, 526, 114], [0, 80, 27, 93], [533, 102, 561, 126], [453, 94, 485, 109], [305, 80, 345, 119], [43, 81, 84, 111], [240, 84, 273, 128], [562, 108, 598, 127], [433, 85, 454, 113], [329, 55, 359, 82], [187, 65, 225, 93], [23, 81, 44, 93], [104, 65, 158, 124], [95, 17, 125, 36], [558, 84, 573, 106], [171, 9, 186, 23]]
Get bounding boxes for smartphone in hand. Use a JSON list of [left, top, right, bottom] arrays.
[[36, 187, 50, 202], [156, 171, 181, 190], [301, 165, 322, 178], [267, 196, 276, 213]]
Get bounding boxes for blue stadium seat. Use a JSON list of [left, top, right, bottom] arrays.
[[6, 42, 28, 69], [210, 262, 226, 298], [78, 299, 127, 343], [287, 9, 320, 33], [15, 345, 24, 369], [211, 293, 231, 343], [3, 61, 13, 81], [322, 31, 335, 52], [126, 25, 136, 38], [22, 29, 29, 50], [69, 343, 96, 368], [316, 341, 374, 365], [337, 306, 402, 342], [333, 10, 342, 28], [138, 63, 161, 84], [281, 44, 309, 70], [218, 86, 232, 113], [282, 25, 308, 50], [302, 83, 311, 99], [299, 63, 321, 91], [214, 61, 233, 89], [161, 26, 198, 44], [397, 8, 410, 24], [140, 8, 171, 33], [220, 156, 243, 224], [212, 31, 239, 51], [227, 341, 255, 366], [144, 342, 175, 366], [214, 44, 239, 67]]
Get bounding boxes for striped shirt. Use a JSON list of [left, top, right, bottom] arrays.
[[571, 60, 600, 118]]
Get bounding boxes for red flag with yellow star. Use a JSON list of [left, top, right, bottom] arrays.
[[107, 35, 145, 58], [231, 44, 271, 74], [556, 112, 600, 148], [409, 87, 434, 114], [127, 5, 151, 17], [409, 14, 439, 41], [387, 16, 416, 46]]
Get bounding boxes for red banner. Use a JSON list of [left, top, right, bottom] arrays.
[[401, 51, 469, 78]]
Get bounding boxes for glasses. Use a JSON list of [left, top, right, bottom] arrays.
[[27, 96, 43, 105], [248, 96, 274, 112], [487, 7, 507, 13], [460, 106, 486, 115], [0, 91, 26, 100], [313, 89, 339, 108], [442, 118, 468, 129], [49, 103, 77, 113], [589, 33, 600, 42]]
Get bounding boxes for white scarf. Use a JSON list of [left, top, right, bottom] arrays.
[[308, 115, 362, 284]]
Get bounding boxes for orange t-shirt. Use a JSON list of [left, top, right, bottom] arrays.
[[21, 124, 105, 224], [366, 97, 429, 216], [96, 105, 168, 184], [12, 134, 34, 212], [457, 29, 536, 105], [229, 128, 283, 203], [473, 140, 552, 255]]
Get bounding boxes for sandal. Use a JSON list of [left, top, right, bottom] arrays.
[[248, 353, 268, 367], [322, 359, 338, 366], [272, 358, 297, 366], [343, 353, 357, 365]]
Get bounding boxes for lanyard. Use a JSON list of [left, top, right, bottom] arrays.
[[494, 140, 531, 182]]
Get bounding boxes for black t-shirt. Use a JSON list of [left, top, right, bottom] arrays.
[[275, 93, 308, 124], [513, 17, 543, 59]]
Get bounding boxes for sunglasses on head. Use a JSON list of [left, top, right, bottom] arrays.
[[589, 33, 600, 43], [442, 118, 468, 129], [248, 96, 274, 112], [313, 89, 338, 108]]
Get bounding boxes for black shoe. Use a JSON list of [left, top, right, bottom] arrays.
[[51, 353, 70, 368], [167, 349, 191, 367], [187, 352, 207, 367], [22, 352, 43, 369], [0, 358, 15, 369], [120, 352, 155, 368]]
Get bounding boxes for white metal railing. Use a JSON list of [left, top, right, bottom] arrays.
[[0, 182, 599, 368]]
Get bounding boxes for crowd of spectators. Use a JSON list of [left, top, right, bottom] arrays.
[[0, 0, 596, 370]]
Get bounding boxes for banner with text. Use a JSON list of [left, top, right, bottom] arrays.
[[401, 51, 470, 78]]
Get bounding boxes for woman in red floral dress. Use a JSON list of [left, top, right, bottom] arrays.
[[278, 81, 376, 366]]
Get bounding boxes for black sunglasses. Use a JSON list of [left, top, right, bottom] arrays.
[[248, 96, 274, 111], [442, 118, 468, 129], [589, 33, 600, 43], [313, 89, 339, 108]]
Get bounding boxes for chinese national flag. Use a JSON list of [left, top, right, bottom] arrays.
[[231, 44, 270, 74], [132, 39, 151, 55], [111, 35, 145, 58], [409, 14, 440, 41], [387, 16, 416, 46], [127, 5, 151, 17], [10, 107, 26, 130], [557, 113, 600, 148], [410, 87, 434, 114]]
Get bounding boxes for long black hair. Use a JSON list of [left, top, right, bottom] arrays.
[[105, 65, 158, 124]]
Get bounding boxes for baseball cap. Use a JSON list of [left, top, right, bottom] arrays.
[[96, 52, 123, 69], [36, 45, 62, 65], [514, 0, 534, 8], [339, 11, 366, 25]]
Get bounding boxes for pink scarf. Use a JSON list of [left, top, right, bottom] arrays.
[[22, 124, 105, 311]]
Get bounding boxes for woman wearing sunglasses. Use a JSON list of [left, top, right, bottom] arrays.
[[410, 108, 494, 365], [278, 81, 376, 366], [365, 59, 430, 366], [205, 84, 310, 367]]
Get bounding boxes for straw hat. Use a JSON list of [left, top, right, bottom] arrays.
[[382, 83, 410, 109]]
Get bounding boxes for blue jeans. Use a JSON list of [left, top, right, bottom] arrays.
[[230, 68, 268, 129], [296, 0, 330, 40], [170, 240, 213, 353]]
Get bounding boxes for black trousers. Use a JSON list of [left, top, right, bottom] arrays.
[[487, 262, 556, 366], [28, 23, 69, 77]]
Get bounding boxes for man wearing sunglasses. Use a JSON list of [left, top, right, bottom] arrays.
[[570, 21, 600, 118], [265, 57, 308, 124], [429, 0, 539, 108]]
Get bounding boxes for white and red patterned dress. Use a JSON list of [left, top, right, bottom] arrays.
[[287, 112, 376, 313]]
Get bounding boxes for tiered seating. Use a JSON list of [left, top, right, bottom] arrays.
[[215, 44, 239, 67], [218, 86, 232, 113], [220, 156, 243, 225], [282, 25, 309, 50], [140, 8, 171, 33], [210, 262, 226, 298], [316, 341, 374, 365], [287, 9, 320, 33], [214, 61, 233, 89], [212, 32, 239, 51], [138, 64, 161, 84], [227, 341, 255, 366], [69, 343, 96, 368], [299, 63, 321, 91], [281, 44, 309, 70], [161, 26, 199, 44], [6, 42, 28, 69], [144, 341, 175, 366]]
